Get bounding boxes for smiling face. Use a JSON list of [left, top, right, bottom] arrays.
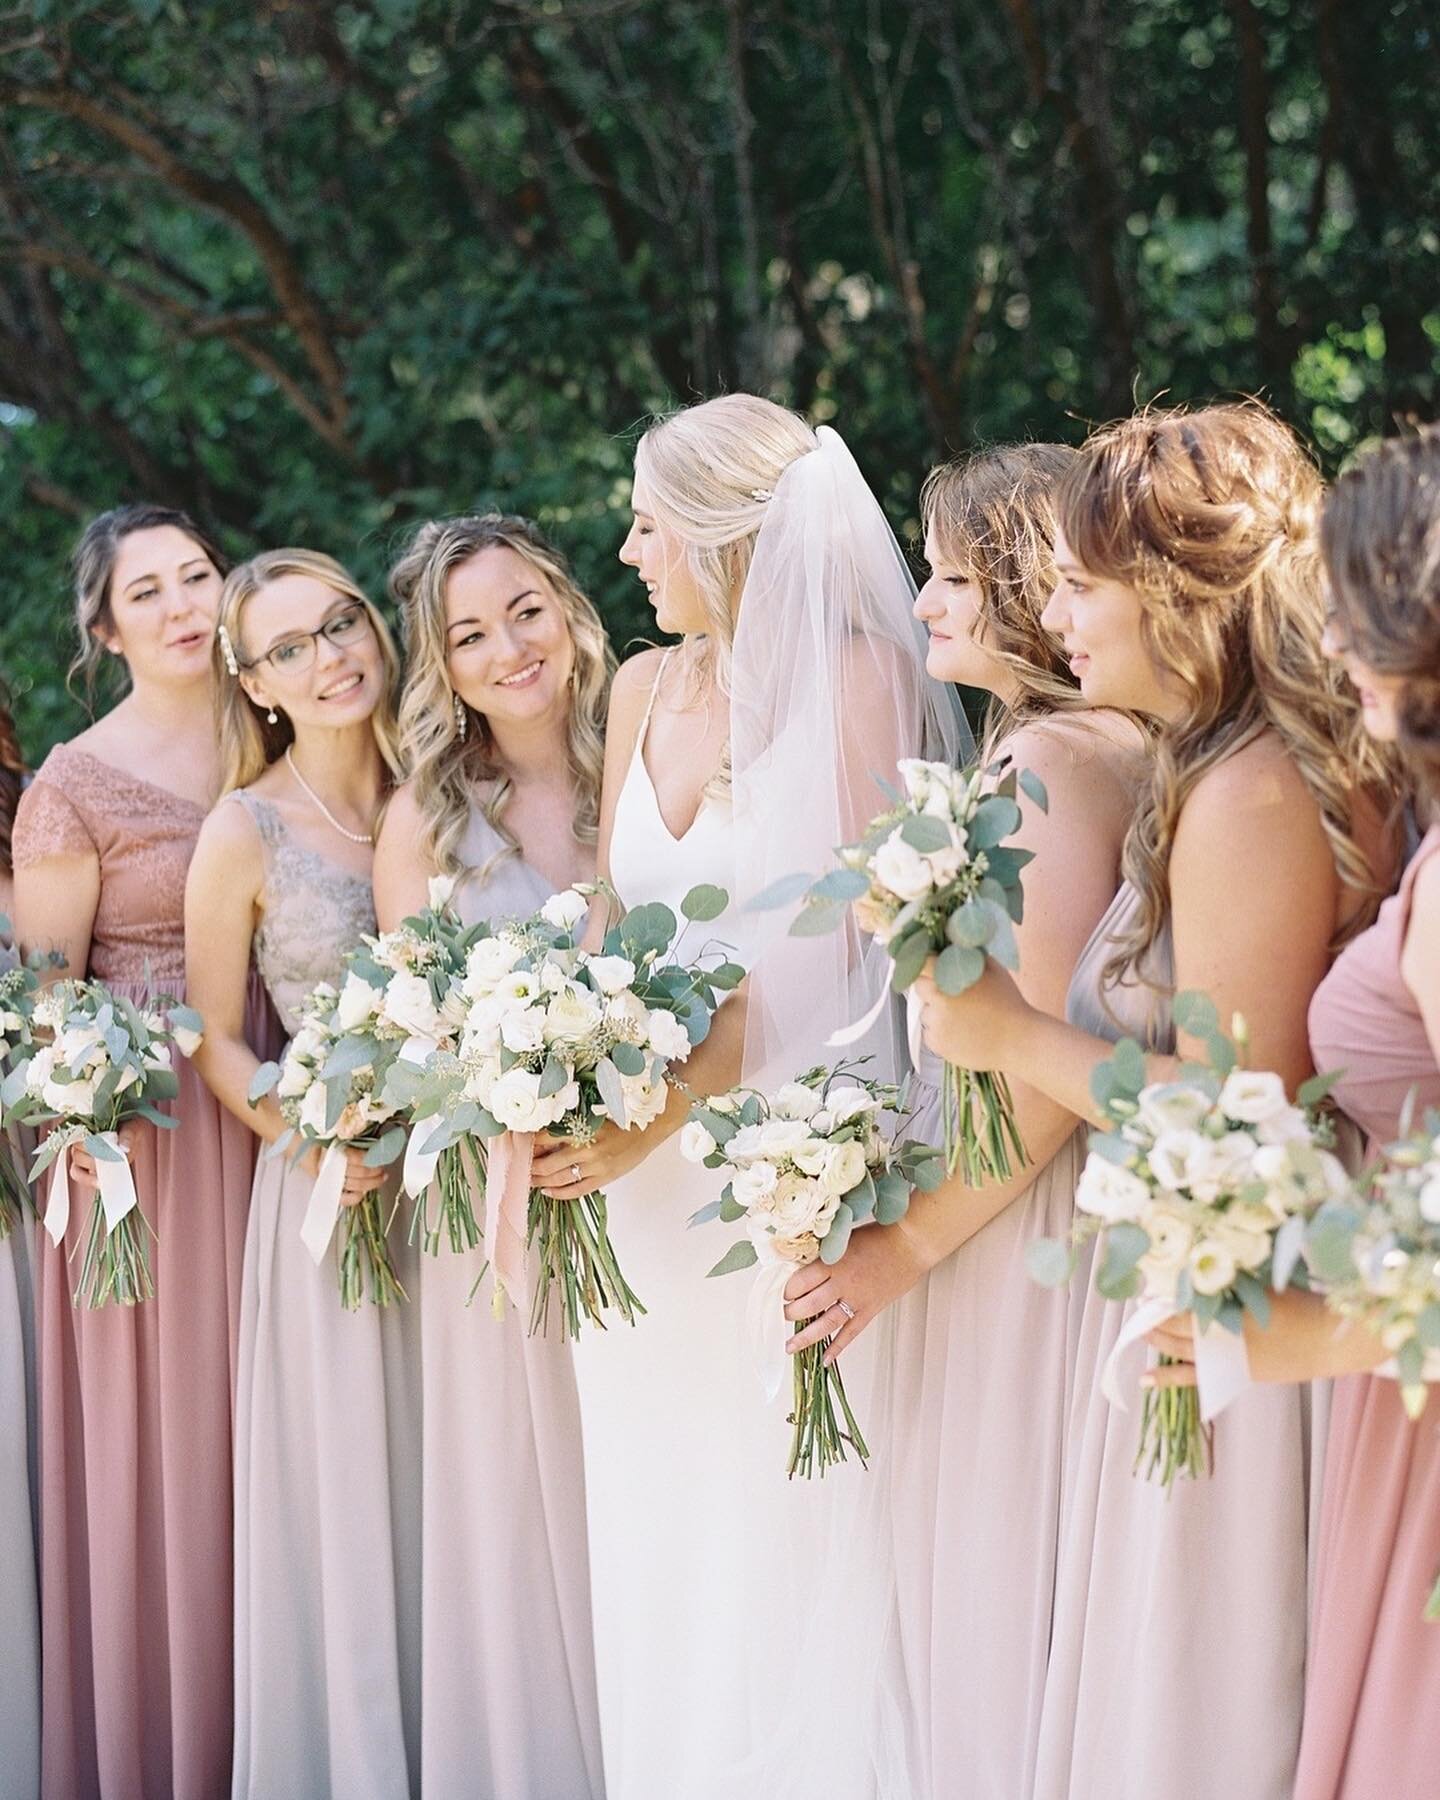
[[1042, 527, 1185, 720], [618, 472, 710, 636], [914, 526, 1002, 691], [238, 574, 384, 733], [99, 525, 222, 686], [443, 544, 576, 730]]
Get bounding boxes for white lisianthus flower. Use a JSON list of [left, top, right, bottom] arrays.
[[818, 1139, 869, 1196], [494, 970, 543, 1012], [1189, 1238, 1239, 1296], [1075, 1154, 1150, 1222], [827, 1087, 879, 1125], [299, 1080, 330, 1138], [143, 1044, 172, 1073], [1212, 1218, 1272, 1274], [1217, 1069, 1290, 1126], [1138, 1204, 1194, 1302], [171, 1021, 204, 1057], [873, 829, 934, 904], [1254, 1103, 1312, 1147], [277, 1054, 313, 1099], [464, 936, 524, 993], [379, 970, 444, 1044], [774, 1081, 823, 1122], [707, 1091, 741, 1115], [645, 1008, 692, 1062], [487, 1067, 554, 1132], [925, 841, 972, 886], [540, 889, 589, 932], [1184, 1130, 1260, 1203], [427, 873, 457, 911], [335, 972, 382, 1032], [731, 1159, 780, 1206], [546, 985, 603, 1043], [1147, 1128, 1206, 1193], [758, 1116, 816, 1158], [24, 1047, 56, 1095], [726, 1123, 768, 1161], [500, 1006, 547, 1054], [897, 758, 935, 806], [1136, 1082, 1212, 1138], [680, 1119, 717, 1163], [587, 954, 637, 996]]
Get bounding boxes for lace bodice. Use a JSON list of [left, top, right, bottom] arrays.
[[232, 791, 375, 1034], [12, 743, 206, 988]]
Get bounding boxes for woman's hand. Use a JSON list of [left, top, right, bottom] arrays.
[[301, 1141, 389, 1206], [67, 1119, 144, 1191], [781, 1223, 929, 1364], [531, 1113, 674, 1200], [913, 957, 1036, 1075], [1143, 1287, 1387, 1388]]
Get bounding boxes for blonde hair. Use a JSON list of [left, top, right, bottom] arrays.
[[214, 548, 402, 794], [389, 515, 613, 880], [69, 503, 227, 706], [920, 442, 1085, 756], [1323, 425, 1440, 815], [635, 394, 818, 700], [1055, 401, 1386, 991]]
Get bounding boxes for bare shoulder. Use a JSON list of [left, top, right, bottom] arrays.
[[612, 646, 668, 703], [1177, 733, 1327, 872], [376, 778, 424, 844], [1005, 711, 1146, 812], [192, 794, 263, 884]]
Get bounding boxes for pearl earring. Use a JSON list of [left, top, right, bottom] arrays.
[[266, 706, 278, 726], [453, 693, 468, 740]]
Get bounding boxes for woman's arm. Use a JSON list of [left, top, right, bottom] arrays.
[[371, 782, 431, 934], [1401, 851, 1440, 1057]]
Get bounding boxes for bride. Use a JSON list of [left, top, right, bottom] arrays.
[[530, 395, 968, 1797]]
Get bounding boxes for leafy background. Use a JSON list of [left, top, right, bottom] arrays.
[[2, 0, 1436, 756]]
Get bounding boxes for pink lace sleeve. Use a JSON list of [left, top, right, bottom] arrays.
[[12, 774, 97, 867]]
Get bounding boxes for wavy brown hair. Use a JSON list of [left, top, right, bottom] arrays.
[[1322, 424, 1440, 815], [920, 442, 1084, 754], [389, 515, 613, 881], [1056, 401, 1386, 992]]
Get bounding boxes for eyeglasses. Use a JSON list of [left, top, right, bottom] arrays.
[[244, 605, 372, 675]]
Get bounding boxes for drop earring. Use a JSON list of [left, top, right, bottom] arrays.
[[453, 693, 468, 740], [266, 706, 278, 726]]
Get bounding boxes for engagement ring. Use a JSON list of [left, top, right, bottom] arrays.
[[570, 1163, 582, 1182], [836, 1300, 856, 1321]]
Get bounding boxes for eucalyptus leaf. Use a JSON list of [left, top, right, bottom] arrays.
[[364, 1125, 407, 1167], [1018, 768, 1049, 814], [889, 930, 933, 991], [594, 1056, 628, 1128], [707, 1238, 759, 1278], [1025, 1236, 1075, 1287], [681, 883, 730, 922], [819, 1200, 855, 1263], [808, 868, 871, 903], [935, 943, 984, 996], [745, 871, 817, 913], [899, 814, 951, 854]]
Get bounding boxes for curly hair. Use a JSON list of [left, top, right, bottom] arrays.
[[1056, 401, 1387, 993], [388, 514, 613, 882], [1322, 423, 1440, 815]]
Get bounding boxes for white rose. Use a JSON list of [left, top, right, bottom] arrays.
[[645, 1008, 692, 1063], [872, 829, 934, 904], [680, 1119, 717, 1163], [1135, 1082, 1212, 1138], [587, 955, 637, 996], [1075, 1154, 1150, 1222], [540, 889, 589, 932], [500, 1006, 547, 1053], [43, 1074, 98, 1117], [827, 1087, 879, 1124], [379, 970, 444, 1044], [818, 1139, 869, 1195], [620, 1073, 668, 1130], [1217, 1069, 1289, 1126], [334, 972, 382, 1032], [774, 1081, 822, 1122], [1189, 1238, 1238, 1296], [731, 1160, 780, 1206], [427, 873, 457, 911], [546, 985, 603, 1043], [464, 936, 524, 992], [487, 1067, 555, 1133], [1184, 1130, 1260, 1203], [299, 1081, 330, 1137]]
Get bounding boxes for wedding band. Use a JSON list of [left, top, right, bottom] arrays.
[[570, 1163, 582, 1181], [836, 1300, 856, 1321]]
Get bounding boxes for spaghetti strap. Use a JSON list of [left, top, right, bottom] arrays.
[[635, 646, 676, 751]]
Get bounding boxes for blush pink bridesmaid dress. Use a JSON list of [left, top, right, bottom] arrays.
[[1298, 823, 1440, 1800]]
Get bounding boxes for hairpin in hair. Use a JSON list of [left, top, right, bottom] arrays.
[[216, 624, 240, 677], [749, 487, 774, 504]]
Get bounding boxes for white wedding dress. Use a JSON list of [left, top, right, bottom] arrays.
[[571, 675, 895, 1800]]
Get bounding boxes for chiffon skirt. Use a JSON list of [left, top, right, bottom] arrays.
[[0, 1203, 39, 1796], [37, 982, 266, 1800]]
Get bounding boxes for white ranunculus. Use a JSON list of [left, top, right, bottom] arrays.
[[379, 970, 444, 1044], [1189, 1238, 1238, 1296], [873, 829, 935, 904], [680, 1119, 717, 1163], [546, 984, 603, 1043], [1184, 1130, 1260, 1203], [586, 954, 637, 996], [826, 1086, 879, 1124], [427, 873, 457, 911], [540, 888, 589, 932], [731, 1159, 780, 1206], [774, 1081, 823, 1122], [760, 1172, 840, 1241], [1217, 1069, 1289, 1126], [818, 1139, 869, 1196], [44, 1074, 98, 1117], [464, 935, 524, 993], [645, 1008, 692, 1062], [500, 1006, 547, 1053], [171, 1022, 204, 1057], [1211, 1217, 1272, 1274], [620, 1073, 668, 1130], [299, 1080, 331, 1137], [487, 1067, 554, 1133], [1075, 1153, 1150, 1222], [277, 1054, 313, 1099], [1135, 1082, 1212, 1138], [335, 972, 383, 1031]]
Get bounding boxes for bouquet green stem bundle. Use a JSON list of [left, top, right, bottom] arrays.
[[527, 1188, 643, 1340], [338, 1191, 408, 1310], [788, 1341, 868, 1480], [410, 1139, 485, 1259], [946, 1065, 1026, 1187], [1136, 1364, 1212, 1486], [0, 1138, 32, 1241]]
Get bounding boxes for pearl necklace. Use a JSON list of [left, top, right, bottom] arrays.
[[284, 748, 374, 845]]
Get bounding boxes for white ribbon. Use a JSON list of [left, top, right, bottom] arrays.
[[299, 1142, 348, 1265], [1101, 1295, 1253, 1424], [43, 1130, 138, 1245], [402, 1122, 443, 1201], [827, 983, 922, 1067], [746, 1256, 797, 1404]]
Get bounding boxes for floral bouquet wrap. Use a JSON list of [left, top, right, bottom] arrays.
[[682, 1061, 943, 1478], [1028, 994, 1345, 1486], [411, 881, 743, 1338], [789, 756, 1043, 1185], [17, 979, 203, 1307]]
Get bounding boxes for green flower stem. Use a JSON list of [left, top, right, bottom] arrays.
[[1425, 1569, 1440, 1624], [787, 1342, 869, 1480], [409, 1139, 484, 1257], [944, 1064, 1028, 1185], [337, 1193, 408, 1310], [72, 1198, 154, 1309], [0, 1139, 31, 1242], [527, 1189, 645, 1341], [1135, 1357, 1213, 1488]]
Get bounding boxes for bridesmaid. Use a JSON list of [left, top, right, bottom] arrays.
[[1150, 426, 1439, 1798], [913, 403, 1391, 1800], [372, 512, 609, 1799], [12, 504, 263, 1800], [782, 444, 1146, 1798], [184, 549, 418, 1799], [0, 690, 38, 1796]]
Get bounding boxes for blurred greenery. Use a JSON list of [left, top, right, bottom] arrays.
[[1, 0, 1436, 757]]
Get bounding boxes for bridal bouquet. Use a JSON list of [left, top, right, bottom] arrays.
[[789, 757, 1042, 1185], [19, 980, 203, 1307], [250, 971, 417, 1310], [682, 1062, 943, 1478], [1028, 995, 1345, 1486], [415, 881, 742, 1338], [0, 951, 45, 1238]]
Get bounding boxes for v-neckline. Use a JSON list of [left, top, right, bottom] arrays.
[[60, 745, 209, 815], [635, 739, 716, 845]]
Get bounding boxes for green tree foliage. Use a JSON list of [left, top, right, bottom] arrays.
[[1, 0, 1436, 756]]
